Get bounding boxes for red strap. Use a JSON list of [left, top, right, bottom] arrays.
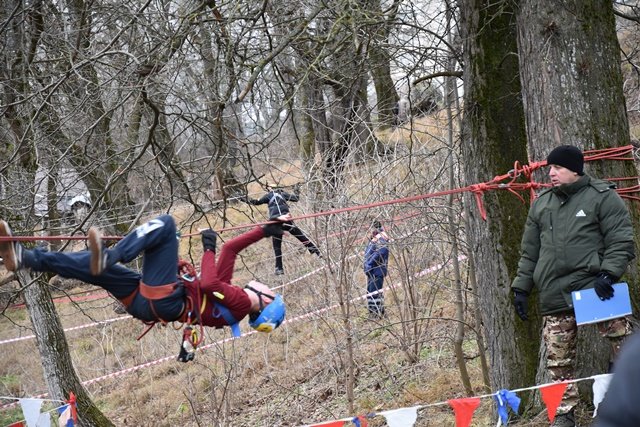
[[136, 322, 157, 341], [118, 288, 138, 307], [139, 281, 177, 300]]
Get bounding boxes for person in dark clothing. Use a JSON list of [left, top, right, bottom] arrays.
[[0, 215, 287, 357], [594, 331, 640, 427], [511, 145, 635, 427], [241, 185, 321, 275], [363, 220, 389, 318]]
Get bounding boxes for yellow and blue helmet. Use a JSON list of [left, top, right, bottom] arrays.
[[246, 286, 286, 333]]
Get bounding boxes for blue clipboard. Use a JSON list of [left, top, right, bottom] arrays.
[[571, 282, 633, 326]]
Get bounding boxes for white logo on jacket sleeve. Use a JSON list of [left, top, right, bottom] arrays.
[[575, 209, 586, 217], [135, 218, 165, 237]]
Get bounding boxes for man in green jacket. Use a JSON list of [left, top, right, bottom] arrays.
[[511, 145, 635, 427]]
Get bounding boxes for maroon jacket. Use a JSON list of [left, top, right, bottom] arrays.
[[182, 226, 267, 326], [181, 250, 251, 327]]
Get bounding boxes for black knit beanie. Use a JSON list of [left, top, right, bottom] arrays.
[[546, 145, 584, 175]]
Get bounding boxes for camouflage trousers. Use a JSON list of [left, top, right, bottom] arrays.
[[543, 313, 632, 414]]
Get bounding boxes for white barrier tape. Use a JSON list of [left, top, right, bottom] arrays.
[[0, 315, 132, 346], [2, 221, 457, 409]]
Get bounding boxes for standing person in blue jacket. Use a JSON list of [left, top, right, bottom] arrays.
[[241, 183, 321, 275], [364, 220, 390, 318]]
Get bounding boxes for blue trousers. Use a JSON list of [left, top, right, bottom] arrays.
[[366, 273, 385, 315], [23, 215, 185, 322]]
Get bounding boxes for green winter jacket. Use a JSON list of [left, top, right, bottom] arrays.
[[511, 175, 635, 315]]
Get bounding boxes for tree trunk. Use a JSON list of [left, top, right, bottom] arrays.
[[297, 81, 317, 169], [448, 100, 472, 395], [365, 0, 400, 129], [22, 272, 114, 427], [516, 0, 638, 391], [445, 2, 472, 395], [199, 6, 244, 199], [307, 77, 332, 157], [324, 75, 373, 190], [369, 45, 399, 129], [459, 0, 536, 396], [62, 0, 133, 216], [1, 2, 113, 420]]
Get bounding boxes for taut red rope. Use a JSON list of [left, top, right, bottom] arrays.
[[0, 145, 636, 240]]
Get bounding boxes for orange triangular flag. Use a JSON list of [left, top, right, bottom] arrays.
[[448, 397, 481, 427], [540, 382, 568, 422]]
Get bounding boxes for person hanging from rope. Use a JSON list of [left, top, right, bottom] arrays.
[[0, 214, 286, 362], [240, 182, 321, 275]]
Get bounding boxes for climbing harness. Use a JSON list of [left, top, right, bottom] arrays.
[[175, 265, 206, 362]]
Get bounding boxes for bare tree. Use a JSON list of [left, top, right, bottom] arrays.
[[4, 0, 584, 423], [364, 0, 401, 130]]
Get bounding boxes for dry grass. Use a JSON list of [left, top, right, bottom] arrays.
[[0, 113, 569, 426]]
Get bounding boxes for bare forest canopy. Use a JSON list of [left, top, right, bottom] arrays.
[[1, 0, 640, 426]]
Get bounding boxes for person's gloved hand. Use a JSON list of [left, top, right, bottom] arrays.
[[594, 272, 616, 300], [201, 229, 217, 252], [513, 290, 529, 321], [177, 341, 195, 363], [178, 259, 197, 280]]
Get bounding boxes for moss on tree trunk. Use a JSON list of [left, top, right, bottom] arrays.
[[517, 0, 637, 400], [460, 0, 538, 401]]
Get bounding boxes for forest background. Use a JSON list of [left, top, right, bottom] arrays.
[[1, 0, 640, 426]]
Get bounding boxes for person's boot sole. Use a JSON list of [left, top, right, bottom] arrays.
[[0, 221, 18, 272], [88, 227, 104, 276]]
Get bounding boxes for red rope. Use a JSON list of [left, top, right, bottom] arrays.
[[7, 291, 110, 310], [584, 145, 634, 162], [1, 145, 636, 241]]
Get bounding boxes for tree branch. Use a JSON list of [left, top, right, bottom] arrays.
[[234, 5, 325, 104], [413, 70, 463, 86], [613, 7, 640, 24]]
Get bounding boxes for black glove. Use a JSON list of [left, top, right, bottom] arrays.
[[177, 342, 195, 363], [594, 272, 615, 300], [513, 290, 529, 321], [201, 229, 217, 252]]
